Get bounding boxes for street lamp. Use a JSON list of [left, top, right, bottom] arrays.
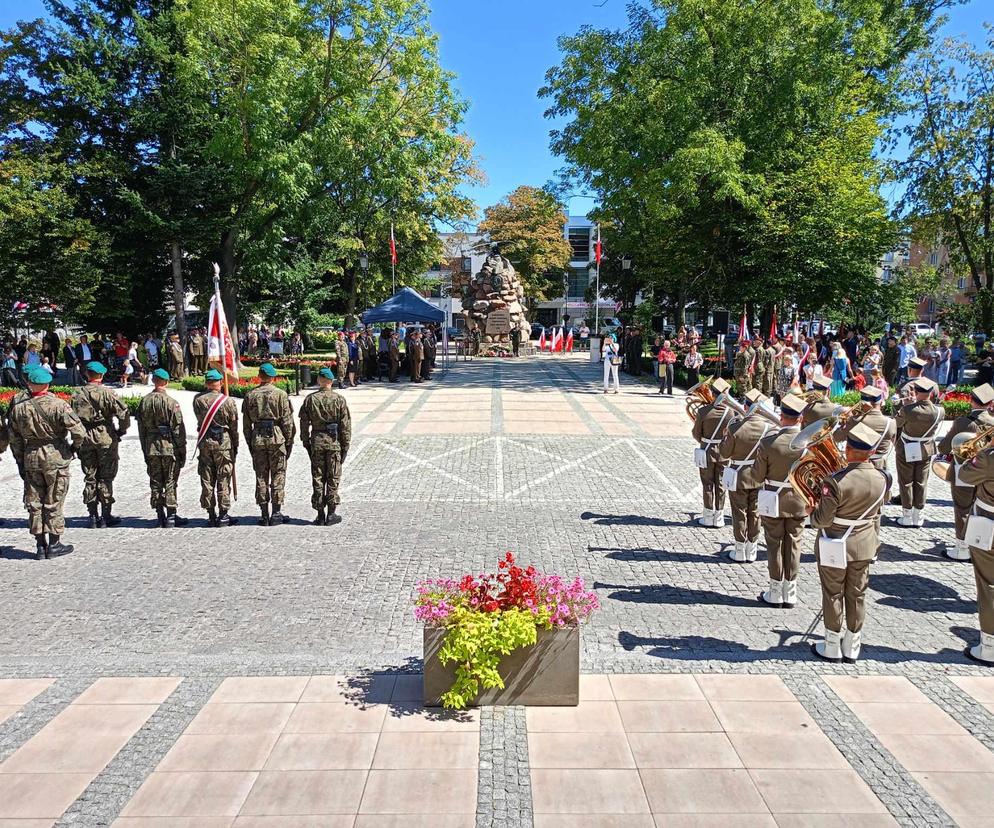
[[622, 256, 632, 271], [359, 253, 369, 272]]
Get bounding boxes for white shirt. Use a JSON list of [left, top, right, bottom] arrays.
[[79, 343, 91, 361], [899, 343, 916, 368], [144, 339, 158, 359]]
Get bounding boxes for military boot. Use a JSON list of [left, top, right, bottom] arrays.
[[313, 508, 326, 526], [35, 535, 48, 561], [46, 534, 74, 558], [218, 511, 238, 527], [259, 504, 270, 526], [166, 508, 188, 528], [207, 508, 217, 527], [87, 504, 99, 529], [269, 503, 287, 526], [156, 507, 167, 528], [101, 503, 121, 528], [326, 505, 342, 526]]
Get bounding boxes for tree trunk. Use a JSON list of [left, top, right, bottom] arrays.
[[675, 276, 687, 327], [170, 242, 187, 342], [220, 229, 241, 360], [344, 266, 357, 328]]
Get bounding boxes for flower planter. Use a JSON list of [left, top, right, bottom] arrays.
[[423, 625, 579, 707]]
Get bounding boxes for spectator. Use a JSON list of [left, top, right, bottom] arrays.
[[861, 344, 881, 384], [346, 331, 360, 387], [936, 337, 952, 387], [871, 368, 889, 397], [657, 340, 677, 395], [897, 335, 916, 385], [287, 331, 305, 356], [579, 323, 590, 351], [881, 336, 899, 386], [951, 338, 964, 386], [682, 342, 702, 391], [22, 342, 41, 370], [144, 333, 159, 369], [2, 346, 18, 387], [842, 329, 859, 365], [63, 337, 79, 386], [803, 351, 824, 390], [830, 340, 854, 396]]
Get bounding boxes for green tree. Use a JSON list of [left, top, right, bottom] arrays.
[[896, 29, 994, 334], [478, 186, 573, 301]]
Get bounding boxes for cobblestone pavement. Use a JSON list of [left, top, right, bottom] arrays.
[[1, 354, 993, 825]]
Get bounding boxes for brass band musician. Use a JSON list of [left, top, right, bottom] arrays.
[[802, 375, 836, 428], [691, 377, 734, 528], [895, 376, 942, 528]]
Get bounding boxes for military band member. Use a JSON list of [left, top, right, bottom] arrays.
[[691, 377, 734, 528], [810, 422, 889, 663], [409, 332, 424, 383], [193, 369, 240, 527], [242, 362, 296, 525], [300, 366, 352, 525], [388, 333, 401, 382], [953, 444, 994, 663], [137, 368, 188, 527], [802, 375, 836, 428], [754, 393, 807, 607], [71, 361, 131, 528], [895, 376, 943, 527], [719, 388, 776, 562], [937, 383, 994, 560], [892, 356, 927, 416], [8, 367, 86, 559], [836, 386, 895, 469], [733, 340, 752, 398]]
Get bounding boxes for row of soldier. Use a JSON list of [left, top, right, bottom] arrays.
[[692, 361, 994, 666], [0, 362, 351, 560]]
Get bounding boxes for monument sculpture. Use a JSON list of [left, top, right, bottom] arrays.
[[452, 245, 530, 351]]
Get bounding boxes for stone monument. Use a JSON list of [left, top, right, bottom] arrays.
[[453, 245, 530, 349]]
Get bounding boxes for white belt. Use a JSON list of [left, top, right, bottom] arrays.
[[731, 459, 756, 468], [701, 438, 722, 446], [901, 434, 932, 443], [764, 479, 790, 491], [833, 517, 873, 528], [870, 452, 889, 461], [975, 499, 994, 515]]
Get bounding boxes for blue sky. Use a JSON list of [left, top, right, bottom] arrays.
[[2, 0, 990, 222]]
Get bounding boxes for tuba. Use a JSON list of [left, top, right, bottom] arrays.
[[932, 426, 994, 481], [685, 376, 717, 422], [788, 417, 847, 504]]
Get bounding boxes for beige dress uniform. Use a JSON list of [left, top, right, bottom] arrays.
[[812, 450, 889, 663], [894, 387, 943, 526], [691, 380, 735, 528], [754, 417, 806, 607], [938, 392, 994, 561], [802, 387, 837, 429], [719, 407, 774, 562], [954, 448, 994, 663]]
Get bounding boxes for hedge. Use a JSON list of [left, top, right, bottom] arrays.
[[180, 376, 291, 397]]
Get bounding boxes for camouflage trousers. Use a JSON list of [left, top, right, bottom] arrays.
[[145, 456, 179, 509], [735, 373, 752, 397], [251, 444, 287, 506], [23, 465, 71, 536], [309, 448, 342, 509], [79, 443, 120, 506], [198, 442, 234, 512]]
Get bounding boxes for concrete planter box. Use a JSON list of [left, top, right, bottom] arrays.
[[423, 625, 580, 707]]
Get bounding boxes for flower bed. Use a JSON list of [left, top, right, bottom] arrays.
[[0, 389, 71, 414], [414, 553, 599, 709], [239, 355, 337, 369]]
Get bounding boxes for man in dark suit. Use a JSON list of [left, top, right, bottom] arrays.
[[63, 337, 80, 386]]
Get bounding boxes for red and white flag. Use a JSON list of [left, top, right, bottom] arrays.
[[553, 327, 563, 352], [793, 315, 800, 345], [538, 328, 547, 351], [769, 309, 778, 340], [565, 328, 574, 353], [739, 308, 750, 342], [207, 282, 238, 378], [595, 231, 602, 265], [389, 224, 398, 266]]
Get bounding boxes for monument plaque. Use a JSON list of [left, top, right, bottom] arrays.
[[485, 308, 512, 336]]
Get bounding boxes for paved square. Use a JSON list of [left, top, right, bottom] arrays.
[[1, 354, 993, 825]]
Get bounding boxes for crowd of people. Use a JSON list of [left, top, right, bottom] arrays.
[[690, 358, 994, 667]]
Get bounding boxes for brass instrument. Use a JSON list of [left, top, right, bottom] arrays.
[[802, 389, 826, 403], [714, 391, 748, 418], [788, 417, 847, 504], [747, 400, 782, 426], [932, 427, 994, 481], [685, 376, 717, 422], [835, 401, 873, 430]]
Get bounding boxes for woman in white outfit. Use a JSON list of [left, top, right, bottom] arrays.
[[602, 335, 621, 393]]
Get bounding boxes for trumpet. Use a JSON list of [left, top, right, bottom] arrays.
[[788, 416, 846, 504], [685, 376, 717, 422]]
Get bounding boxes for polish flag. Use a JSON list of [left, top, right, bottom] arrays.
[[565, 328, 574, 353], [595, 233, 602, 265], [538, 328, 547, 351], [739, 308, 750, 342], [552, 327, 563, 353], [390, 224, 397, 266], [769, 309, 778, 340], [207, 290, 238, 377]]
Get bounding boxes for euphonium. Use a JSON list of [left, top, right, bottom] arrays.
[[747, 400, 782, 426], [713, 391, 748, 418], [931, 427, 994, 482], [788, 417, 847, 503], [836, 401, 874, 429], [685, 375, 717, 422]]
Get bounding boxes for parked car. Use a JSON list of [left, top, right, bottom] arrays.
[[911, 323, 936, 337]]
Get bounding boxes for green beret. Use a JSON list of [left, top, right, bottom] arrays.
[[152, 368, 170, 381], [85, 361, 107, 375], [318, 367, 334, 380], [205, 368, 223, 381], [259, 362, 278, 377], [26, 367, 52, 385]]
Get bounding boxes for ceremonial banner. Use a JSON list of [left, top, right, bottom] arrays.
[[207, 281, 238, 377]]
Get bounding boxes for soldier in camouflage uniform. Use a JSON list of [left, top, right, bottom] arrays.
[[8, 366, 86, 559], [300, 366, 351, 525], [137, 368, 188, 527], [334, 332, 349, 389], [71, 361, 131, 528], [242, 362, 296, 525], [193, 368, 240, 527], [733, 340, 752, 399]]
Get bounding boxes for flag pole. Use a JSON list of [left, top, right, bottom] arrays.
[[594, 224, 601, 336], [213, 264, 237, 501]]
